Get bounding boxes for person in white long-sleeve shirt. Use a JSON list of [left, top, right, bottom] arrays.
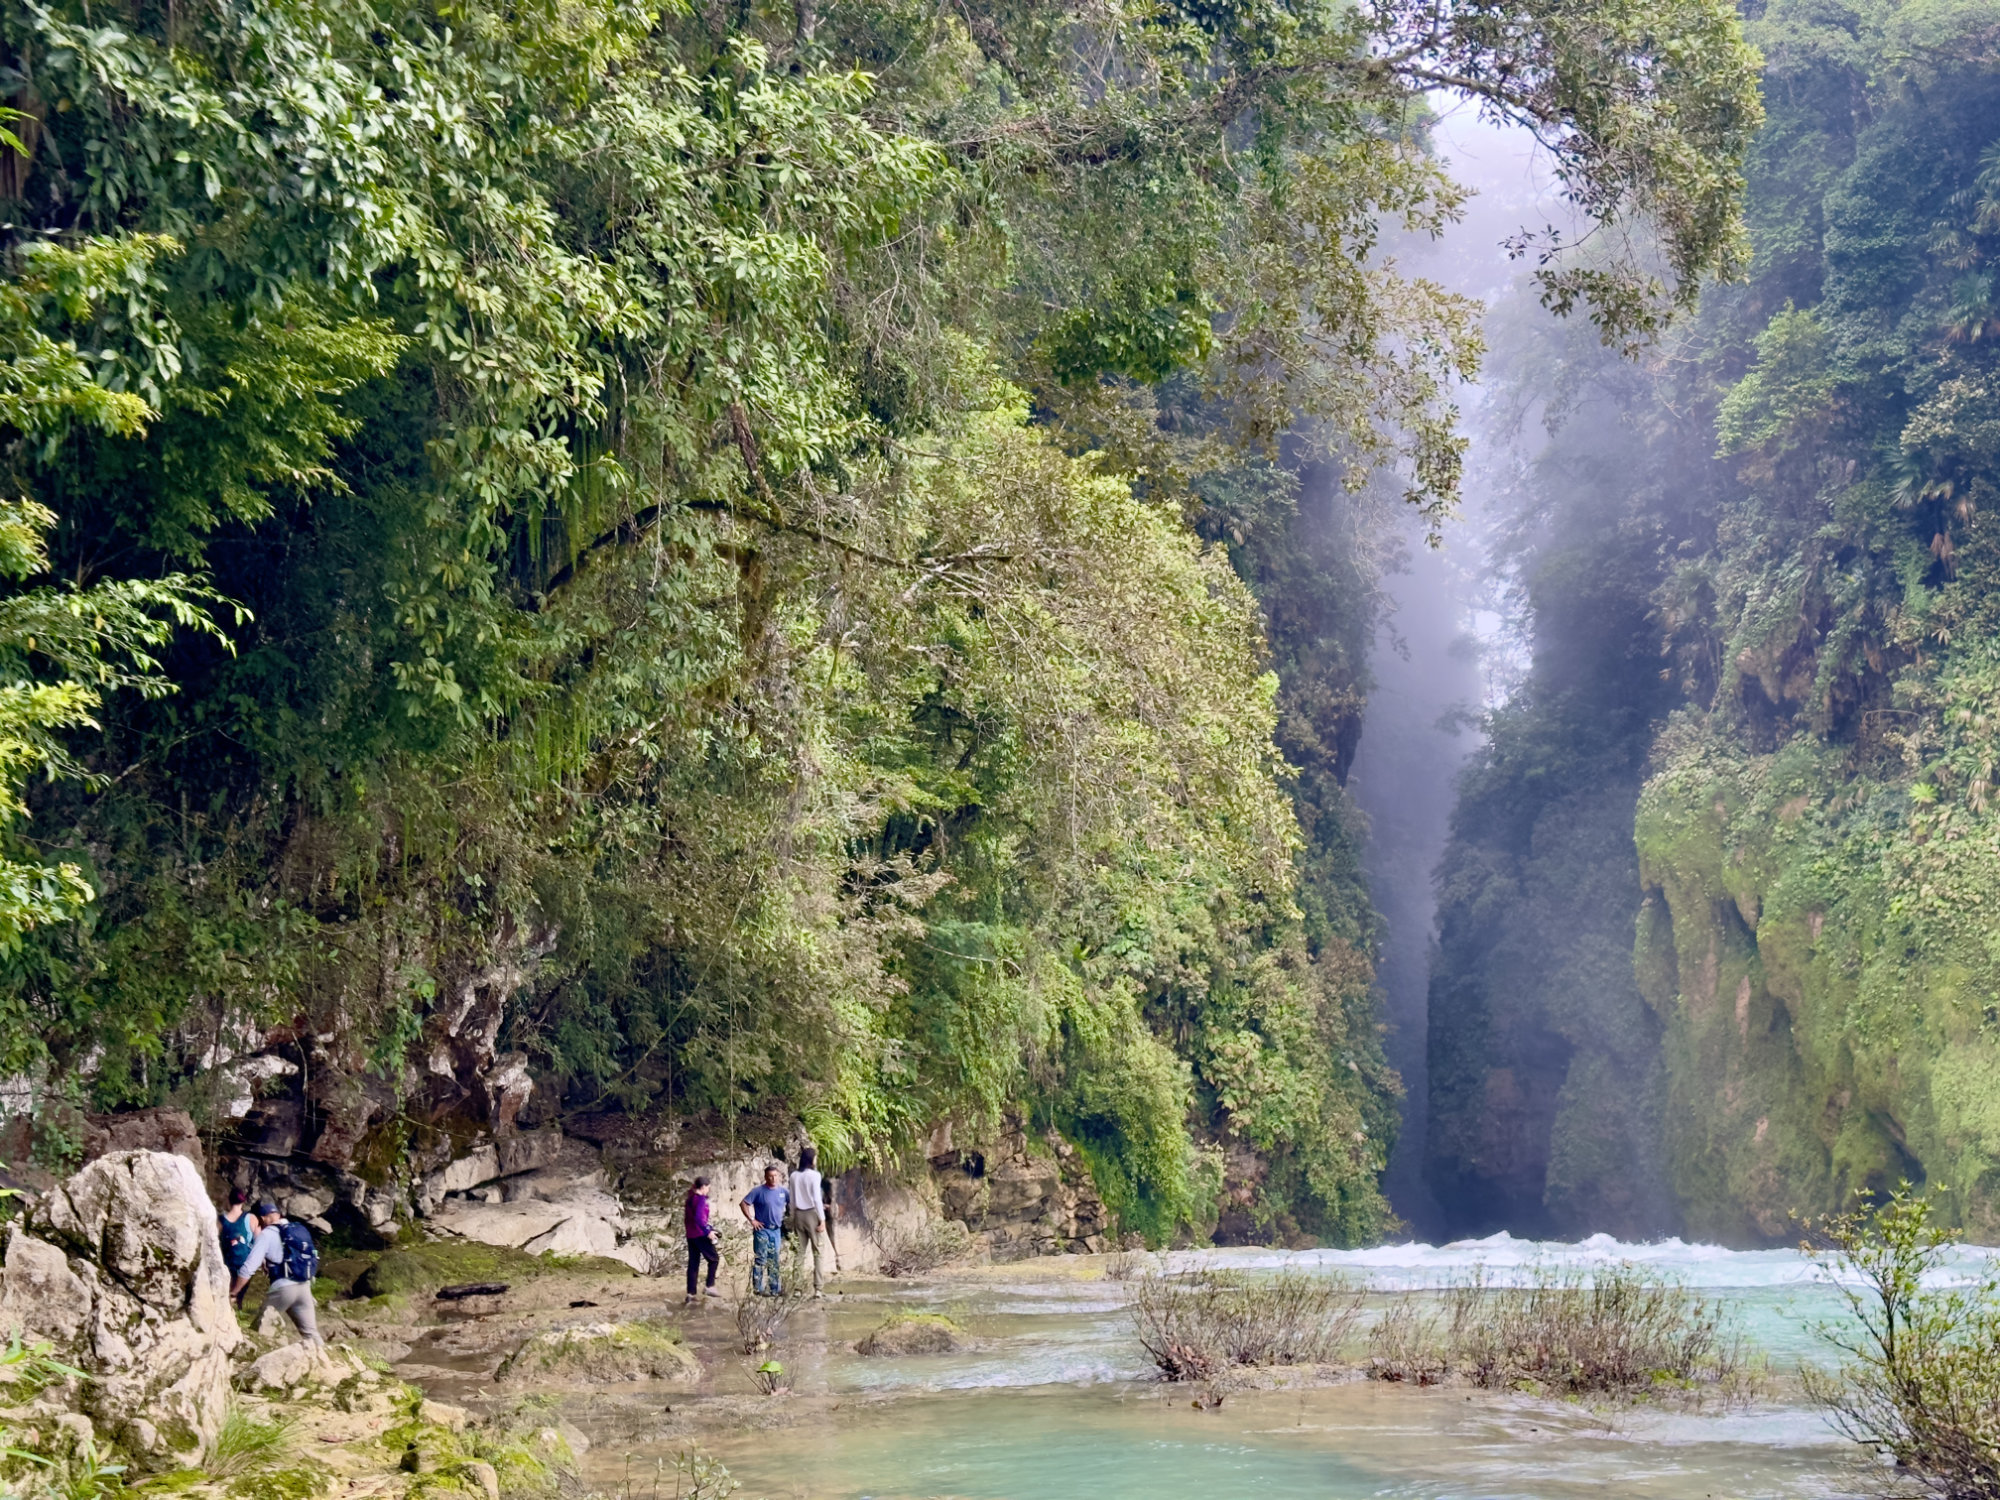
[[787, 1146, 839, 1296]]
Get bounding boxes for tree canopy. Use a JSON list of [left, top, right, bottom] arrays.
[[0, 0, 1758, 1239]]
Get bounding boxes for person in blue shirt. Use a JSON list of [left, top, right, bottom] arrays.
[[739, 1164, 789, 1297]]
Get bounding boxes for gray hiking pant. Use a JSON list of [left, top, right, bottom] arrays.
[[263, 1277, 322, 1344], [788, 1209, 836, 1291]]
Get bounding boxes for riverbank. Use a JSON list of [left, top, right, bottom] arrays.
[[321, 1236, 1884, 1499]]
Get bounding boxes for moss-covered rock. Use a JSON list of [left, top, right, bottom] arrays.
[[1635, 730, 1994, 1242], [495, 1320, 699, 1384], [853, 1313, 965, 1356], [350, 1240, 636, 1299]]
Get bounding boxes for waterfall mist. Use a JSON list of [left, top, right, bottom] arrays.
[[1347, 113, 1550, 1237]]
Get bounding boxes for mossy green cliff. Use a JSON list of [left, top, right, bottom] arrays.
[[1428, 0, 2000, 1242]]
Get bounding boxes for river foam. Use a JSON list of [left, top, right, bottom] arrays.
[[1168, 1229, 2000, 1290]]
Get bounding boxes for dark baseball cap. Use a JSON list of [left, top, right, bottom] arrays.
[[253, 1200, 279, 1216]]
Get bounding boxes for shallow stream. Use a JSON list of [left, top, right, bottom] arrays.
[[588, 1233, 2000, 1500]]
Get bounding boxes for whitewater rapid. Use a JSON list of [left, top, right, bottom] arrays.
[[1168, 1229, 2000, 1289]]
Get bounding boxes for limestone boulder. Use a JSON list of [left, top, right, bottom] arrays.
[[0, 1150, 240, 1462], [415, 1128, 593, 1215], [854, 1313, 964, 1355], [241, 1341, 327, 1394], [79, 1108, 205, 1171], [428, 1184, 648, 1271], [239, 1340, 374, 1395]]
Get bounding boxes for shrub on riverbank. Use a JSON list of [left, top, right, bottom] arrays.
[[1806, 1189, 2000, 1499], [1132, 1269, 1364, 1380], [878, 1222, 973, 1278], [1365, 1267, 1744, 1398], [1364, 1297, 1452, 1385]]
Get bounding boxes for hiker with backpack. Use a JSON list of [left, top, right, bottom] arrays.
[[228, 1200, 324, 1346], [217, 1188, 256, 1308]]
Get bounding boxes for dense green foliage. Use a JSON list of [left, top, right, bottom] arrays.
[[1430, 0, 2000, 1242], [0, 0, 1757, 1241]]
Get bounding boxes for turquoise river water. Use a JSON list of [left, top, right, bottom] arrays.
[[608, 1234, 2000, 1500]]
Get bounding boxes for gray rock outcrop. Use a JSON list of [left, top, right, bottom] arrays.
[[931, 1119, 1111, 1256], [0, 1150, 239, 1461]]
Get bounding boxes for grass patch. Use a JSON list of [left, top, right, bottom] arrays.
[[203, 1404, 293, 1478], [1131, 1267, 1362, 1381], [350, 1239, 636, 1299], [227, 1467, 323, 1500], [1366, 1266, 1746, 1399]]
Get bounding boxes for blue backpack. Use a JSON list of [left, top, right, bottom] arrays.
[[277, 1221, 319, 1284], [218, 1212, 254, 1273]]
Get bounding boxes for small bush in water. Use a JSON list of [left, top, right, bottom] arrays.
[[1366, 1265, 1744, 1397], [736, 1288, 804, 1354], [1131, 1268, 1363, 1380], [1365, 1298, 1450, 1386], [1805, 1186, 2000, 1499]]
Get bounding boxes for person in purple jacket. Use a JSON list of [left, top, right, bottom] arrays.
[[684, 1176, 721, 1303]]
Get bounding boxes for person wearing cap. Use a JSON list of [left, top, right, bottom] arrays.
[[229, 1201, 323, 1346]]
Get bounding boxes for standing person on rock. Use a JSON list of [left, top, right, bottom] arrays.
[[739, 1165, 789, 1297], [787, 1146, 839, 1297], [684, 1176, 722, 1304], [230, 1200, 325, 1347]]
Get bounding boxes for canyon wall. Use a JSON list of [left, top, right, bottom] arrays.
[[1428, 0, 2000, 1244]]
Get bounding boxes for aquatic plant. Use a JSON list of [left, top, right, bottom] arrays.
[[1130, 1268, 1363, 1381], [613, 1449, 740, 1500], [1103, 1250, 1153, 1282]]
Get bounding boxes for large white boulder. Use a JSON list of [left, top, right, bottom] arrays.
[[0, 1150, 240, 1462], [429, 1184, 647, 1271]]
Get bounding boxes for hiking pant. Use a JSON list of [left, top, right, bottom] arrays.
[[788, 1209, 835, 1292], [751, 1226, 783, 1296], [263, 1277, 322, 1345], [686, 1234, 719, 1296]]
